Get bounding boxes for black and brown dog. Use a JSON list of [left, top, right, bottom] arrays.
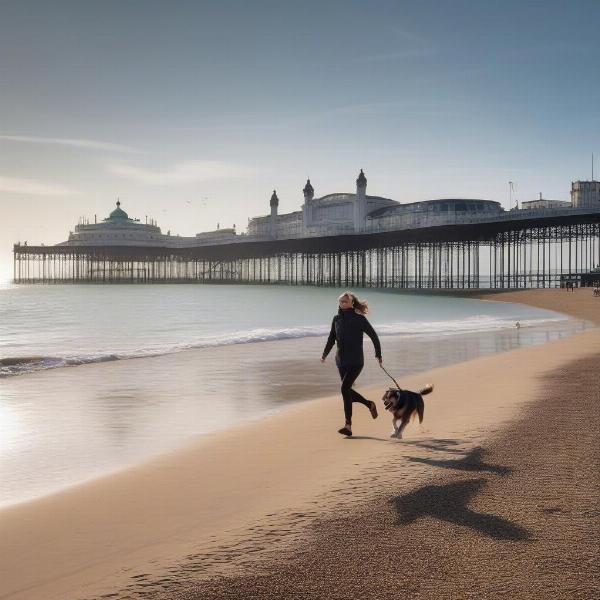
[[382, 384, 434, 439]]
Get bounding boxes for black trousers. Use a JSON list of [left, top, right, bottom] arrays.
[[337, 364, 371, 423]]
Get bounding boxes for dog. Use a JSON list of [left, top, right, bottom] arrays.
[[382, 384, 434, 439]]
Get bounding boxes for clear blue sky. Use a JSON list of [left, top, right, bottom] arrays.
[[1, 0, 599, 280]]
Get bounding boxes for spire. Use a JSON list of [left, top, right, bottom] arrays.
[[303, 178, 314, 196], [354, 170, 367, 232], [356, 169, 367, 187], [302, 179, 314, 230], [269, 190, 278, 238], [270, 189, 279, 208]]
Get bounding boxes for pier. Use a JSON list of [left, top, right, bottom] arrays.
[[13, 211, 600, 288]]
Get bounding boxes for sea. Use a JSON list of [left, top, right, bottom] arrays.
[[0, 282, 591, 507]]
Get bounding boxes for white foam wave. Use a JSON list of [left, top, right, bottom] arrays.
[[0, 314, 567, 377]]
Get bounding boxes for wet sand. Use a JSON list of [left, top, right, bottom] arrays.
[[0, 288, 598, 600]]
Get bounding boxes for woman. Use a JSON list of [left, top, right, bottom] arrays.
[[321, 291, 382, 436]]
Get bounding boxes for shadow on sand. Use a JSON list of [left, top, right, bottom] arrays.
[[402, 438, 470, 454], [407, 447, 512, 476], [344, 435, 388, 442], [391, 478, 531, 540]]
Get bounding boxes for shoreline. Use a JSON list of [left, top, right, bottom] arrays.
[[393, 286, 600, 322], [1, 300, 584, 509], [0, 288, 598, 600], [0, 289, 571, 380]]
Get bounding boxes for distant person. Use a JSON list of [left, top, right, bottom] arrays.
[[515, 321, 521, 330], [321, 291, 382, 437]]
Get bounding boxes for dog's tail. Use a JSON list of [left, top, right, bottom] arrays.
[[416, 395, 425, 424], [419, 383, 434, 396]]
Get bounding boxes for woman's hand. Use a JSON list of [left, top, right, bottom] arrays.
[[377, 357, 383, 365], [320, 356, 326, 363]]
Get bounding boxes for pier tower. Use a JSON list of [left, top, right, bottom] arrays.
[[354, 169, 367, 232], [270, 190, 279, 238], [302, 179, 314, 230]]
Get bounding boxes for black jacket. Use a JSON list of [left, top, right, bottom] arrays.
[[322, 309, 382, 367]]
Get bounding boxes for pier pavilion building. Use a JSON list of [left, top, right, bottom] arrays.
[[63, 200, 237, 248], [56, 169, 508, 247], [224, 169, 505, 242]]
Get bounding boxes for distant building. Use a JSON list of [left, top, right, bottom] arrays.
[[195, 228, 237, 242], [521, 194, 571, 210], [571, 180, 600, 208]]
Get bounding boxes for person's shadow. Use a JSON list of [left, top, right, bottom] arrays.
[[390, 478, 531, 540]]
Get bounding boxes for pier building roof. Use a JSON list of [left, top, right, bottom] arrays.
[[316, 193, 396, 207], [106, 200, 132, 222], [368, 198, 502, 218], [251, 211, 302, 223]]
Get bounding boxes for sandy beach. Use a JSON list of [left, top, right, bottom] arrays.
[[1, 288, 598, 600]]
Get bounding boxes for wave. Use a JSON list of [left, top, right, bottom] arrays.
[[0, 314, 567, 378]]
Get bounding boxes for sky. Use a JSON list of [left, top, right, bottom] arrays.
[[1, 0, 599, 281]]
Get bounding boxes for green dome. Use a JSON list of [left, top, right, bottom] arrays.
[[109, 200, 128, 220]]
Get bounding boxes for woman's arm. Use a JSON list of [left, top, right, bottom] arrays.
[[322, 317, 336, 359], [362, 316, 382, 361]]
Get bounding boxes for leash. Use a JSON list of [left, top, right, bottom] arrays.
[[379, 362, 403, 391]]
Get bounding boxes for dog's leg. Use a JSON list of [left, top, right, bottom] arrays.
[[396, 418, 408, 440], [390, 418, 399, 438]]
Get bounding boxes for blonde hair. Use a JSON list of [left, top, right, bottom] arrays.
[[339, 291, 369, 315]]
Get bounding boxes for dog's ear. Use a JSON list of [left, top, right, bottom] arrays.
[[384, 388, 396, 400]]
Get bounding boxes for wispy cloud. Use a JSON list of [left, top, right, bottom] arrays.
[[362, 48, 436, 62], [0, 175, 77, 196], [168, 102, 414, 134], [502, 40, 597, 60], [0, 134, 137, 153], [361, 27, 436, 62], [108, 160, 256, 185]]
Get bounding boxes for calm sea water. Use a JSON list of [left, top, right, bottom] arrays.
[[0, 283, 573, 376], [0, 284, 590, 507]]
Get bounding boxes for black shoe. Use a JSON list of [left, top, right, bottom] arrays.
[[338, 426, 352, 436]]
